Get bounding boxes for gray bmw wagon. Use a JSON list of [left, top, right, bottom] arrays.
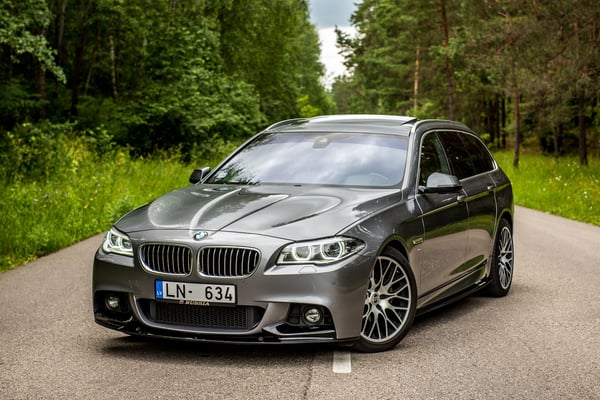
[[93, 115, 514, 352]]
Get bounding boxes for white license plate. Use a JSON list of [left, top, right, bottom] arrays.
[[155, 280, 236, 304]]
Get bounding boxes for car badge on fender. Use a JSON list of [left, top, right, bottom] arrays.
[[193, 231, 208, 241]]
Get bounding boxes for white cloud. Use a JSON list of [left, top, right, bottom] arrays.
[[318, 27, 355, 88], [309, 0, 361, 88]]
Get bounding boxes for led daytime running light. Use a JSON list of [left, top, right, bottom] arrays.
[[102, 228, 133, 257], [278, 237, 364, 265]]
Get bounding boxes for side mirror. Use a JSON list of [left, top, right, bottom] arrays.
[[418, 172, 462, 194], [189, 167, 211, 184]]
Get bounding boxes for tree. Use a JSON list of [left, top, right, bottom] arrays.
[[336, 0, 455, 117], [0, 0, 65, 126], [0, 0, 65, 82], [440, 0, 455, 120], [0, 0, 330, 159], [335, 0, 599, 163], [219, 0, 331, 121]]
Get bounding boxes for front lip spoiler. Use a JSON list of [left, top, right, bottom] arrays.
[[94, 312, 356, 345], [112, 324, 355, 345], [95, 313, 135, 330], [133, 331, 354, 345]]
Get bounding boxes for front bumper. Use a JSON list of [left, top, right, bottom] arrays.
[[92, 231, 373, 344]]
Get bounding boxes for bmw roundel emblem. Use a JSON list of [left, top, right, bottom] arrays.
[[193, 231, 208, 241]]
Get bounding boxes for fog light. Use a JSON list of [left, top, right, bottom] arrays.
[[105, 295, 121, 311], [302, 307, 323, 325]]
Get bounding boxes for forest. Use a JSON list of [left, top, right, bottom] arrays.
[[1, 0, 599, 169], [333, 0, 599, 166], [1, 0, 332, 171]]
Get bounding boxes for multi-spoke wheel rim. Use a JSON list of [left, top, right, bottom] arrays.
[[497, 226, 514, 290], [361, 256, 412, 343]]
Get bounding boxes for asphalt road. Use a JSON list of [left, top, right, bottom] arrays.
[[1, 206, 599, 400]]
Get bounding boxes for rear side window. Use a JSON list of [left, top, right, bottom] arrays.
[[438, 131, 475, 179], [460, 134, 495, 174], [438, 131, 494, 179]]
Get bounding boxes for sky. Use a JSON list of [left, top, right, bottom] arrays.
[[308, 0, 362, 87]]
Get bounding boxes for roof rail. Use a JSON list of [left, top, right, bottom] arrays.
[[264, 118, 308, 131]]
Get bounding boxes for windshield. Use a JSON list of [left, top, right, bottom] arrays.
[[206, 131, 408, 187]]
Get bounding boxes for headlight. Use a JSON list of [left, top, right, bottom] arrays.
[[277, 237, 365, 265], [102, 227, 133, 257]]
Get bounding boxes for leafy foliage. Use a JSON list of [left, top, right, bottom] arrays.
[[0, 0, 65, 82], [334, 0, 600, 163], [0, 0, 331, 159]]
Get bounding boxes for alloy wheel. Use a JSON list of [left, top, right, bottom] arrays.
[[497, 225, 514, 290], [361, 255, 413, 343]]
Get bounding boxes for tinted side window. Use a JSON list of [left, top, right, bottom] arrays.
[[460, 134, 495, 175], [419, 132, 451, 186], [438, 131, 475, 179]]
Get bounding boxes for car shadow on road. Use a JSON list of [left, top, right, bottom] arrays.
[[98, 333, 335, 366], [95, 290, 509, 362]]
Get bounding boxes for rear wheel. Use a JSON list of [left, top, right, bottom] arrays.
[[353, 247, 417, 353], [485, 219, 514, 297]]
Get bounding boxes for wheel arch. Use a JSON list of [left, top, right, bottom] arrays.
[[500, 210, 513, 229], [381, 238, 409, 262]]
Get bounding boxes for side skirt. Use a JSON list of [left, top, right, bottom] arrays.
[[415, 278, 490, 316]]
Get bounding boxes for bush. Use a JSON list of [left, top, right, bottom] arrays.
[[1, 122, 74, 183], [0, 122, 191, 271]]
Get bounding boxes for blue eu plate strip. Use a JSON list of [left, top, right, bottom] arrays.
[[155, 280, 163, 299]]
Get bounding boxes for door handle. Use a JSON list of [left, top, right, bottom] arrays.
[[456, 194, 466, 203], [486, 184, 495, 192]]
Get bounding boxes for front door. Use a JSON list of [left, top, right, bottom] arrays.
[[415, 131, 470, 297]]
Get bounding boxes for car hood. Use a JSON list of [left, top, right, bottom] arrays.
[[115, 184, 402, 240]]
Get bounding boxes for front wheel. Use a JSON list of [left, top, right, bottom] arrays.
[[485, 219, 514, 297], [353, 247, 417, 353]]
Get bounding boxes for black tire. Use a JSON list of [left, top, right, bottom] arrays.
[[485, 219, 514, 297], [353, 247, 417, 353]]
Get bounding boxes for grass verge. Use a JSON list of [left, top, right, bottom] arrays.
[[494, 151, 600, 226], [0, 149, 190, 272]]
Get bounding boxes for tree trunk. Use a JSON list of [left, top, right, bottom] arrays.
[[513, 87, 521, 168], [578, 87, 588, 166], [413, 46, 420, 112], [57, 0, 68, 64], [440, 0, 455, 120], [84, 42, 98, 97], [55, 0, 68, 95], [36, 25, 48, 119], [501, 96, 507, 149], [109, 30, 118, 100], [486, 97, 497, 144], [553, 122, 560, 161], [71, 43, 83, 116], [70, 0, 93, 116], [503, 10, 520, 166], [574, 20, 588, 166], [37, 64, 47, 119]]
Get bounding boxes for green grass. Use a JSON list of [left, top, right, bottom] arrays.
[[0, 148, 191, 272], [493, 151, 600, 226]]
